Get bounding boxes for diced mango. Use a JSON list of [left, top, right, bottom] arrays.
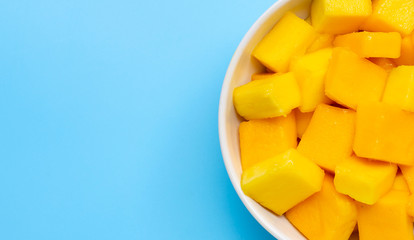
[[325, 48, 387, 110], [307, 33, 335, 53], [286, 175, 357, 240], [360, 0, 414, 36], [295, 109, 313, 139], [334, 155, 397, 205], [290, 48, 333, 112], [383, 66, 414, 112], [233, 72, 301, 120], [251, 73, 277, 81], [333, 32, 401, 58], [252, 12, 316, 73], [297, 104, 355, 172], [394, 35, 414, 65], [353, 102, 414, 165], [241, 149, 325, 215], [393, 172, 410, 193], [407, 194, 414, 217], [400, 165, 414, 193], [357, 190, 413, 240], [369, 58, 396, 72], [311, 0, 372, 34], [239, 113, 297, 171]]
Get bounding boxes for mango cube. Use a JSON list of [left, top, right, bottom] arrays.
[[369, 58, 396, 72], [311, 0, 372, 34], [252, 12, 316, 73], [392, 172, 410, 193], [286, 175, 357, 240], [407, 194, 414, 217], [297, 104, 356, 172], [400, 165, 414, 193], [353, 102, 414, 165], [357, 190, 413, 240], [325, 48, 387, 110], [383, 66, 414, 112], [394, 35, 414, 65], [333, 32, 401, 58], [307, 33, 334, 53], [233, 72, 300, 120], [241, 149, 324, 215], [295, 109, 313, 139], [334, 155, 397, 205], [239, 113, 297, 170], [290, 48, 333, 112], [360, 0, 414, 36]]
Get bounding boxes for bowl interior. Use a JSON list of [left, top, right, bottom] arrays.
[[219, 0, 312, 239]]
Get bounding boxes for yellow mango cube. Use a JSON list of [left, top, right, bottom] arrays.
[[311, 0, 372, 34], [353, 102, 414, 165], [333, 32, 401, 58], [295, 109, 313, 139], [307, 33, 334, 53], [334, 155, 397, 205], [286, 175, 357, 240], [383, 66, 414, 112], [290, 48, 333, 112], [400, 165, 414, 193], [297, 104, 356, 172], [407, 194, 414, 217], [233, 72, 301, 120], [369, 58, 396, 72], [241, 149, 324, 215], [252, 12, 316, 73], [357, 191, 413, 240], [392, 172, 410, 193], [394, 35, 414, 65], [360, 0, 414, 36], [239, 113, 297, 171], [325, 48, 387, 110]]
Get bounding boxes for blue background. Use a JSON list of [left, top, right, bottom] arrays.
[[1, 0, 276, 239]]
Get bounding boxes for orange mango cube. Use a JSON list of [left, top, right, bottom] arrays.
[[241, 149, 324, 215], [325, 48, 387, 110], [295, 110, 313, 139], [360, 0, 414, 36], [383, 66, 414, 112], [394, 35, 414, 65], [311, 0, 372, 34], [407, 194, 414, 217], [334, 155, 397, 205], [297, 104, 356, 172], [357, 190, 413, 240], [392, 172, 410, 193], [307, 33, 334, 53], [239, 113, 297, 171], [290, 48, 333, 112], [252, 12, 316, 73], [369, 58, 396, 72], [286, 175, 357, 240], [333, 32, 401, 58], [353, 102, 414, 165]]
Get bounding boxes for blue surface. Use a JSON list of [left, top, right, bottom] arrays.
[[0, 0, 277, 239]]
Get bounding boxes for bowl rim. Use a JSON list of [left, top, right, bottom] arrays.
[[218, 0, 293, 239]]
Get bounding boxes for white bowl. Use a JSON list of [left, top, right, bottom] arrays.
[[218, 0, 312, 239]]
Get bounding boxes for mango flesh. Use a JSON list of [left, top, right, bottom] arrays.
[[383, 66, 414, 112], [325, 48, 387, 110], [295, 109, 313, 139], [250, 73, 277, 81], [407, 194, 414, 217], [290, 48, 333, 112], [357, 190, 413, 240], [360, 0, 414, 36], [394, 35, 414, 65], [241, 149, 324, 215], [286, 174, 357, 240], [400, 165, 414, 193], [252, 12, 316, 73], [334, 155, 397, 205], [239, 113, 297, 171], [297, 104, 356, 172], [233, 72, 301, 120], [333, 31, 401, 58], [369, 57, 396, 72], [392, 172, 410, 192], [353, 102, 414, 165], [307, 33, 334, 53], [311, 0, 372, 34]]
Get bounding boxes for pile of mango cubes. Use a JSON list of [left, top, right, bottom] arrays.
[[233, 0, 414, 239]]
